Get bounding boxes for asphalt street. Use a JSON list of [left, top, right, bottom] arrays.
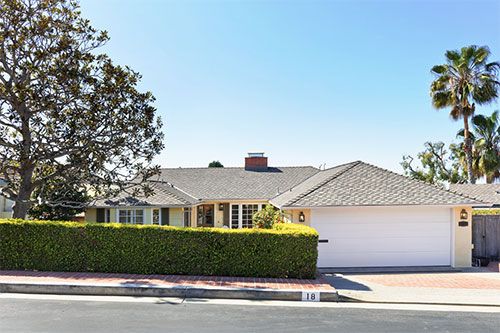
[[0, 294, 499, 333]]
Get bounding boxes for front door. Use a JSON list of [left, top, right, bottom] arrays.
[[197, 204, 214, 227]]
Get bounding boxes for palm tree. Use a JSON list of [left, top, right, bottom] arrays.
[[458, 111, 500, 183], [430, 45, 499, 183]]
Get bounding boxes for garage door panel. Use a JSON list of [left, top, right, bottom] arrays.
[[325, 236, 450, 253], [317, 222, 450, 239], [313, 207, 451, 223], [317, 250, 451, 267], [311, 207, 452, 268]]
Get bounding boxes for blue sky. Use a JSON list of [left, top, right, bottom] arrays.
[[81, 0, 500, 172]]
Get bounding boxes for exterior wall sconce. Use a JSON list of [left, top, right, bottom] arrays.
[[298, 211, 305, 223], [460, 209, 468, 220], [218, 203, 224, 211]]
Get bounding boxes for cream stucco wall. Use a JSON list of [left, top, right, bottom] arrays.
[[452, 206, 473, 267], [284, 209, 311, 226], [169, 208, 184, 227], [214, 204, 224, 228], [0, 194, 13, 218], [85, 207, 133, 223], [109, 208, 117, 222], [85, 208, 97, 222]]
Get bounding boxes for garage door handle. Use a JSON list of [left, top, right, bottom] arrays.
[[318, 239, 329, 243]]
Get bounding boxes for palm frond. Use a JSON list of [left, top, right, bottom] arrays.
[[431, 91, 453, 109], [445, 50, 460, 62], [431, 65, 448, 75]]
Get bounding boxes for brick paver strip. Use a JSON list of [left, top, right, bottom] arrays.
[[350, 273, 500, 290], [0, 270, 333, 291]]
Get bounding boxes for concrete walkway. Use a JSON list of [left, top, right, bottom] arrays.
[[324, 268, 500, 306], [0, 270, 338, 302]]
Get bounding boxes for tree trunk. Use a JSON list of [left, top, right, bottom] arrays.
[[12, 198, 31, 219], [12, 164, 35, 219], [463, 117, 476, 184]]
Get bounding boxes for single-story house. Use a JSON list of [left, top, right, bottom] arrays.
[[86, 153, 484, 269], [449, 184, 500, 208]]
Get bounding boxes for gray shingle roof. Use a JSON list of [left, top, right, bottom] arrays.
[[155, 166, 319, 200], [449, 184, 500, 206], [91, 182, 196, 207], [270, 161, 358, 208], [271, 161, 482, 208]]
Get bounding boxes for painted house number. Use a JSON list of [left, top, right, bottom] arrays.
[[302, 291, 320, 302]]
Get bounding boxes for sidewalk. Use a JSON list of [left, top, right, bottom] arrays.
[[0, 270, 338, 302], [324, 267, 500, 306]]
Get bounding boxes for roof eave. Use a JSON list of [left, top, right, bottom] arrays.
[[280, 202, 485, 209], [88, 204, 194, 209]]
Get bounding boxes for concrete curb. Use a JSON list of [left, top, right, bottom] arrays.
[[0, 282, 339, 302], [337, 293, 500, 307]]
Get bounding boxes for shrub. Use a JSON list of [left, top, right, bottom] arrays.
[[252, 205, 285, 229], [473, 209, 500, 215], [0, 219, 318, 279]]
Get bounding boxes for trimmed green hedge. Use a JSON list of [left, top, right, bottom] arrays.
[[0, 219, 318, 279], [473, 209, 500, 215]]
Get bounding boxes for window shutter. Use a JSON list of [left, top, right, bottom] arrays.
[[96, 208, 105, 223], [161, 208, 170, 226], [223, 203, 230, 227]]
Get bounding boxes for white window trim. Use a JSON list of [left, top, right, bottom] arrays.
[[152, 208, 161, 226], [230, 203, 264, 229], [116, 208, 145, 225], [183, 207, 191, 227]]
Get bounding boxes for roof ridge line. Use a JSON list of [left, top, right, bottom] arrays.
[[158, 166, 319, 170], [150, 180, 199, 203], [358, 161, 484, 204], [268, 169, 322, 201], [284, 161, 362, 207], [150, 182, 193, 205]]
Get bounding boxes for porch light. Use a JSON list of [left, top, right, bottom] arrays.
[[460, 209, 468, 220], [299, 211, 305, 222], [218, 203, 224, 211]]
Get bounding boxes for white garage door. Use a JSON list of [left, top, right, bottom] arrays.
[[311, 206, 452, 267]]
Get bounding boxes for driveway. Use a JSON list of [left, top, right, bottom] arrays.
[[323, 263, 500, 306]]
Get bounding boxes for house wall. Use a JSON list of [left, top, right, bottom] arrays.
[[214, 204, 224, 228], [192, 201, 268, 228], [169, 208, 184, 227], [85, 208, 97, 222], [109, 208, 117, 222], [284, 209, 311, 226], [0, 194, 13, 218], [85, 207, 187, 226], [452, 206, 473, 267]]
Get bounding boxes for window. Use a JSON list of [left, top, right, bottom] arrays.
[[183, 207, 191, 227], [152, 209, 160, 225], [197, 205, 214, 227], [242, 204, 258, 228], [118, 209, 144, 225], [231, 204, 239, 229], [105, 209, 111, 223], [230, 204, 263, 229]]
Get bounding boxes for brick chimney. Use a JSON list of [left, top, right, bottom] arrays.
[[245, 152, 268, 171]]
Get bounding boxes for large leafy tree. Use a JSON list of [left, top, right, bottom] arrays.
[[401, 141, 467, 185], [28, 178, 89, 221], [430, 45, 499, 184], [458, 111, 500, 183], [208, 160, 224, 168], [0, 0, 164, 218]]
